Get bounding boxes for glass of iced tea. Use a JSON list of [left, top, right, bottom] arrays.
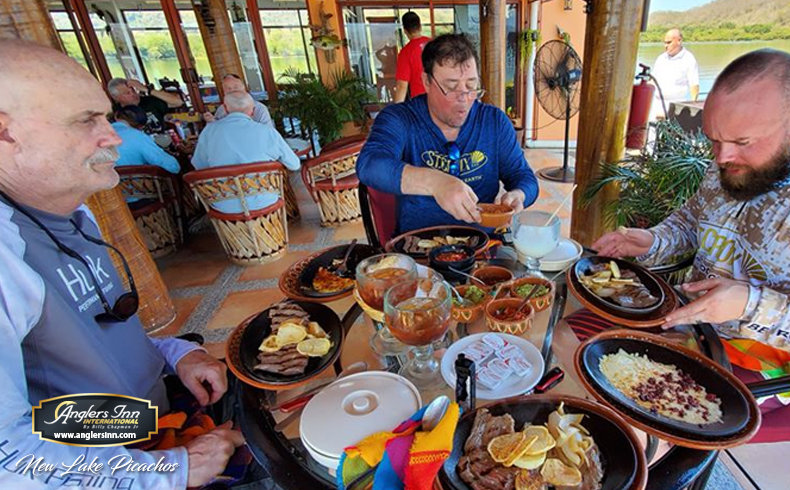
[[356, 253, 418, 356], [384, 278, 452, 390]]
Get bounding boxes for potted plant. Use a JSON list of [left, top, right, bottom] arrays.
[[277, 69, 374, 149], [582, 119, 713, 229]]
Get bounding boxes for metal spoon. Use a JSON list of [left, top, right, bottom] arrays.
[[422, 395, 451, 431], [448, 266, 488, 287], [333, 239, 358, 277]]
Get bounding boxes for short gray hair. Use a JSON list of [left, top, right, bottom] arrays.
[[223, 91, 254, 113], [107, 78, 128, 97]]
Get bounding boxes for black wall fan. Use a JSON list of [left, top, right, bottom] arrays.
[[534, 40, 582, 183]]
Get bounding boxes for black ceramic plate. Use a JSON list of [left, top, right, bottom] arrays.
[[579, 336, 750, 438], [572, 256, 665, 315], [238, 302, 343, 386], [385, 225, 489, 260], [439, 395, 645, 490], [297, 244, 377, 298]]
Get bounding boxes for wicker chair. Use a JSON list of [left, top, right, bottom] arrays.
[[183, 162, 289, 265], [116, 165, 182, 258], [301, 136, 366, 227]]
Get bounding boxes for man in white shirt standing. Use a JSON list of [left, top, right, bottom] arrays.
[[651, 28, 700, 120]]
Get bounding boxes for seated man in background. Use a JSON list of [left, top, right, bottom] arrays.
[[204, 73, 272, 126], [0, 39, 243, 488], [107, 77, 184, 131], [113, 105, 180, 174], [192, 91, 300, 214], [593, 49, 790, 410], [356, 34, 538, 233]]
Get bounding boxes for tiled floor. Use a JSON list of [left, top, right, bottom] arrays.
[[152, 148, 778, 489]]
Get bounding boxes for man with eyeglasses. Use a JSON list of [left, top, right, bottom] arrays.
[[0, 40, 243, 488], [357, 33, 538, 233]]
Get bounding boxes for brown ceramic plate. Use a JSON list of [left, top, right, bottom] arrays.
[[575, 330, 761, 449], [439, 394, 647, 490], [572, 257, 665, 315], [385, 225, 489, 261], [297, 243, 377, 298], [567, 262, 678, 328], [279, 249, 360, 303], [226, 302, 343, 391]]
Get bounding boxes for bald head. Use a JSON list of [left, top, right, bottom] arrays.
[[710, 49, 790, 104], [0, 39, 98, 115], [223, 91, 254, 115], [0, 40, 121, 215], [663, 29, 683, 56]]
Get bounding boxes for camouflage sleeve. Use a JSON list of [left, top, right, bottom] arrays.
[[739, 286, 790, 351], [637, 167, 717, 267]]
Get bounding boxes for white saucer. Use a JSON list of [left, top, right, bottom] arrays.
[[538, 238, 583, 271], [440, 333, 544, 400]]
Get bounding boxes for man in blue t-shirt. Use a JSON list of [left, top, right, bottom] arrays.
[[357, 33, 539, 233]]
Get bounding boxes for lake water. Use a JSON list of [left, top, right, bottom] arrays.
[[637, 39, 790, 98]]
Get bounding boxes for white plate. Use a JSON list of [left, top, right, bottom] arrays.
[[538, 238, 583, 271], [440, 333, 544, 400]]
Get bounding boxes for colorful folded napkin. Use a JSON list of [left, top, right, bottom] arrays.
[[337, 400, 460, 490], [725, 338, 790, 404]]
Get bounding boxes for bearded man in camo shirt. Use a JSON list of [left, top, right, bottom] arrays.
[[594, 49, 790, 409]]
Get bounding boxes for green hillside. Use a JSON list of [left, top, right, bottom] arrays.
[[643, 0, 790, 42]]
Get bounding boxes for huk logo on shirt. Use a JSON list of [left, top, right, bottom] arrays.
[[56, 255, 114, 312], [421, 150, 489, 177]]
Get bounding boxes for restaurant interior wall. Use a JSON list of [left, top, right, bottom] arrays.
[[528, 0, 585, 145]]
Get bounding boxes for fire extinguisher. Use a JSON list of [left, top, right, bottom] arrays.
[[626, 64, 656, 150]]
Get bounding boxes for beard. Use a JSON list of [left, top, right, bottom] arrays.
[[719, 144, 790, 201]]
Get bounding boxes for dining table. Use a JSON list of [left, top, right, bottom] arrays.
[[233, 244, 728, 490]]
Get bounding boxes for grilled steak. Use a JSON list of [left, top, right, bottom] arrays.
[[458, 409, 520, 490], [254, 345, 309, 375], [268, 301, 310, 330]]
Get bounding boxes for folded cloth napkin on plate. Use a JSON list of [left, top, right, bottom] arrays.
[[337, 401, 460, 490]]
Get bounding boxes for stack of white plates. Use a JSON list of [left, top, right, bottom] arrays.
[[515, 237, 583, 272], [299, 371, 422, 471]]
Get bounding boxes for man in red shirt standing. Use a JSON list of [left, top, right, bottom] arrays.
[[393, 12, 431, 103]]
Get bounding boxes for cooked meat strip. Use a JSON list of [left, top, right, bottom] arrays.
[[254, 345, 309, 375], [481, 413, 515, 446], [478, 466, 518, 490], [268, 301, 310, 330], [464, 408, 493, 452]]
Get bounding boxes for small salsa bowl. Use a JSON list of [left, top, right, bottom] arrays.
[[485, 297, 534, 335], [451, 284, 492, 324], [478, 203, 515, 229], [509, 276, 555, 313], [429, 245, 476, 282], [471, 265, 514, 288]]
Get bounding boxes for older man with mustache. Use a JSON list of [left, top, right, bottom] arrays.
[[593, 49, 790, 412], [0, 40, 243, 488]]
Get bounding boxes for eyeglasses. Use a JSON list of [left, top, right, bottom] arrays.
[[0, 191, 139, 322], [445, 141, 461, 176], [429, 74, 485, 100]]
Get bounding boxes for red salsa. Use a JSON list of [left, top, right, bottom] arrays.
[[493, 306, 528, 321], [436, 251, 468, 262]]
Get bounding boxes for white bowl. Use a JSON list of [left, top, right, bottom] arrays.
[[516, 238, 583, 271]]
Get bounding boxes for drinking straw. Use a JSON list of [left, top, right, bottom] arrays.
[[544, 184, 577, 226]]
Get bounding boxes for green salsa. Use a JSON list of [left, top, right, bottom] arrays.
[[452, 285, 488, 307], [515, 283, 550, 298]]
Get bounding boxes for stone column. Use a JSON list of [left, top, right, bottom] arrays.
[[570, 0, 646, 246]]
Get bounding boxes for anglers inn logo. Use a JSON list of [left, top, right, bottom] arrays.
[[32, 394, 158, 447]]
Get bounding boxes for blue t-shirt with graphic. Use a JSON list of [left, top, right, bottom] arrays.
[[356, 95, 538, 232]]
